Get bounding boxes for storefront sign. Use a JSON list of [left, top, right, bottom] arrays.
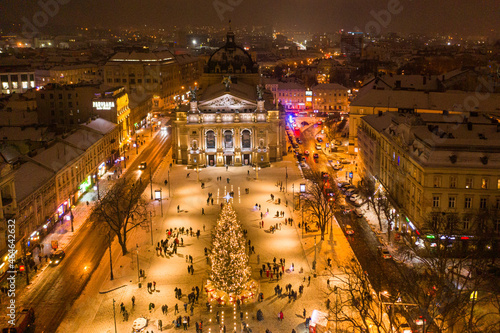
[[93, 101, 115, 110]]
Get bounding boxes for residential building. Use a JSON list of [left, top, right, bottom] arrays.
[[349, 89, 500, 153], [36, 83, 101, 127], [358, 111, 500, 254], [311, 83, 348, 112], [92, 87, 131, 145], [0, 66, 36, 94], [276, 82, 306, 111]]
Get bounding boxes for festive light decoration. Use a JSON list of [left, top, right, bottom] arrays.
[[208, 203, 251, 294]]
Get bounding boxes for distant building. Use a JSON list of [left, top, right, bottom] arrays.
[[358, 111, 500, 254], [0, 65, 35, 94], [35, 63, 101, 87], [311, 83, 348, 112], [103, 50, 203, 109], [276, 82, 306, 111], [36, 83, 101, 127], [92, 87, 131, 145], [341, 32, 363, 60]]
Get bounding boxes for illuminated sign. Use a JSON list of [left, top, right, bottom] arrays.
[[306, 97, 312, 102], [93, 101, 115, 110], [305, 91, 312, 96]]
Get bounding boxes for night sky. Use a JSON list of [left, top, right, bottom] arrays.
[[1, 0, 498, 36]]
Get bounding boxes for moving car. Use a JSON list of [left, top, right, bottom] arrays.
[[345, 224, 355, 235], [378, 247, 392, 259], [315, 143, 322, 150], [304, 150, 309, 156], [313, 153, 319, 159], [139, 162, 147, 170], [349, 193, 361, 201], [316, 137, 323, 143], [49, 250, 66, 265], [337, 181, 350, 188]]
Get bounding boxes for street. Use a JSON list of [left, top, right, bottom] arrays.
[[15, 126, 171, 333]]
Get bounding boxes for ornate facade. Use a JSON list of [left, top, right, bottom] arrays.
[[173, 29, 286, 168]]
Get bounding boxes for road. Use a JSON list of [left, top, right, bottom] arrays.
[[18, 124, 171, 333], [291, 119, 408, 296]]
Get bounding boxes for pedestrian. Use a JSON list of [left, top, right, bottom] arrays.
[[158, 319, 163, 331], [153, 281, 156, 291], [303, 308, 306, 318], [203, 224, 205, 232], [177, 205, 180, 213], [184, 303, 188, 312], [175, 303, 179, 314], [132, 296, 135, 307], [202, 208, 205, 215]]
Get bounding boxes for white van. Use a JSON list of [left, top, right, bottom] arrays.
[[315, 143, 321, 150]]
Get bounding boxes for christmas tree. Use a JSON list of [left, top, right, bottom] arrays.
[[209, 203, 251, 294]]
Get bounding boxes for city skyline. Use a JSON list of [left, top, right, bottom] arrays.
[[1, 0, 499, 37]]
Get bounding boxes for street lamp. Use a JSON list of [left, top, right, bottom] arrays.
[[155, 189, 163, 217], [253, 164, 260, 180], [136, 244, 140, 285], [149, 167, 153, 200], [108, 231, 114, 281], [149, 211, 153, 245], [113, 299, 117, 333], [168, 170, 171, 198]]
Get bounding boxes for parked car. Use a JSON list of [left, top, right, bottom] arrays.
[[349, 193, 361, 201], [345, 224, 355, 235], [378, 246, 392, 259], [139, 162, 147, 170], [313, 153, 319, 159], [353, 208, 364, 218], [337, 181, 350, 188], [49, 250, 66, 265], [304, 150, 309, 156], [332, 164, 343, 171], [315, 143, 322, 150]]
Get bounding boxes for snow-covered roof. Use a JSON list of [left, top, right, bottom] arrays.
[[81, 118, 117, 135], [14, 161, 54, 203], [362, 112, 500, 169], [312, 83, 348, 91], [63, 129, 104, 151], [31, 141, 84, 172], [351, 89, 500, 114], [277, 82, 305, 91]]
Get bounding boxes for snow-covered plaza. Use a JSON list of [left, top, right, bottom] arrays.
[[57, 149, 357, 333]]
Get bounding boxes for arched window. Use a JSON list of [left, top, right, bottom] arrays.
[[206, 131, 215, 149], [241, 130, 251, 149], [224, 130, 233, 149]]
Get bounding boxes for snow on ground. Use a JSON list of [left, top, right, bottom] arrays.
[[58, 149, 359, 333]]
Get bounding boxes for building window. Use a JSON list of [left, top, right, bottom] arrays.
[[224, 130, 233, 149], [495, 219, 500, 233], [463, 217, 470, 231], [481, 178, 489, 189], [449, 176, 457, 188], [206, 131, 215, 149], [465, 177, 473, 189], [448, 197, 456, 209], [464, 197, 472, 209], [433, 176, 442, 188], [241, 130, 251, 149], [496, 198, 500, 209], [480, 198, 487, 209], [432, 196, 440, 208]]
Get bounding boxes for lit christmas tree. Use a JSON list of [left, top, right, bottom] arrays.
[[209, 203, 251, 294]]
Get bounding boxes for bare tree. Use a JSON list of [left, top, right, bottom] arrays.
[[325, 261, 402, 333], [93, 178, 149, 255], [302, 171, 339, 240], [358, 176, 384, 231], [397, 213, 500, 332]]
